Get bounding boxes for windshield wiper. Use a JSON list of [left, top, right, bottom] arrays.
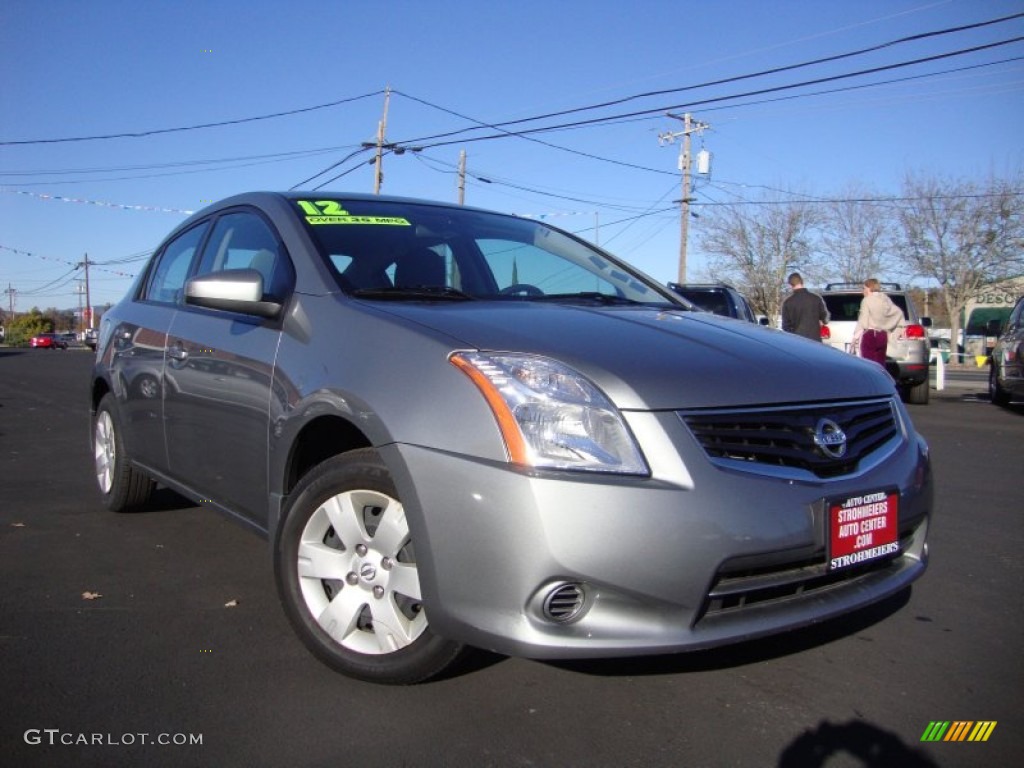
[[533, 292, 647, 305], [350, 286, 475, 301]]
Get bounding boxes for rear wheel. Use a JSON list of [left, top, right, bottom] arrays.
[[274, 449, 465, 684], [905, 378, 930, 405], [93, 394, 155, 511]]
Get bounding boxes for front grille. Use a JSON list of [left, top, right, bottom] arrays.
[[681, 398, 900, 479], [701, 531, 914, 618]]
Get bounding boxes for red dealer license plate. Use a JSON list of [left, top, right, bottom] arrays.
[[828, 490, 899, 570]]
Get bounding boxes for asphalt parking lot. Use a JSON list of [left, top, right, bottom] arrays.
[[1, 348, 1021, 768]]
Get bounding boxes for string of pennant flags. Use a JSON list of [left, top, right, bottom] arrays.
[[3, 189, 195, 215], [0, 245, 137, 279]]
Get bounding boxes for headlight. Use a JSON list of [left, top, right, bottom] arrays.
[[450, 352, 648, 475]]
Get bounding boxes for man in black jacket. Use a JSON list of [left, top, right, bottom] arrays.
[[781, 272, 828, 341]]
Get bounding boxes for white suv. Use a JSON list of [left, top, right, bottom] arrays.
[[821, 283, 932, 405]]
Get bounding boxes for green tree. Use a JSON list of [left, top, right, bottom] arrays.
[[5, 307, 52, 346]]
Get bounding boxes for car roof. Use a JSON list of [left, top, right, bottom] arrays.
[[668, 283, 739, 292], [189, 191, 498, 219], [824, 282, 904, 292]]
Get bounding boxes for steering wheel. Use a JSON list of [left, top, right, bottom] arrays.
[[499, 283, 544, 297]]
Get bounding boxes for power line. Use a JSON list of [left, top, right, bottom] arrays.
[[693, 190, 1024, 207], [682, 54, 1024, 118], [310, 160, 377, 191], [393, 91, 671, 176], [0, 145, 352, 178], [394, 13, 1024, 146], [406, 37, 1024, 150], [411, 151, 657, 212], [0, 91, 384, 146], [289, 147, 376, 190]]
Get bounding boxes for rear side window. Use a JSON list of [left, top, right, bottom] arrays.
[[195, 211, 292, 300], [143, 223, 210, 304], [823, 295, 860, 322], [679, 289, 731, 316], [823, 294, 910, 322], [1004, 298, 1024, 331]]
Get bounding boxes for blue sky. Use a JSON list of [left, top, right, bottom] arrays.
[[2, 0, 1022, 311]]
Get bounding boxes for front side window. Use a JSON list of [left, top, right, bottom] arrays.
[[196, 211, 291, 300], [293, 197, 673, 304], [143, 223, 209, 304]]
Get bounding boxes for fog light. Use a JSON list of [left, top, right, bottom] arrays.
[[542, 583, 586, 622]]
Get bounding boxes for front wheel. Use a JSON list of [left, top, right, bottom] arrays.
[[990, 364, 1010, 406], [274, 449, 466, 684], [93, 394, 155, 511]]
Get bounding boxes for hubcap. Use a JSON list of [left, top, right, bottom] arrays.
[[295, 489, 425, 655], [94, 411, 116, 494]]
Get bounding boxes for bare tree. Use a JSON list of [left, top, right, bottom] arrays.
[[818, 185, 893, 284], [699, 197, 822, 321], [894, 172, 1024, 357]]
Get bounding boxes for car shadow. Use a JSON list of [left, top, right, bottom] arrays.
[[540, 587, 912, 678], [138, 486, 202, 513], [991, 397, 1024, 414]]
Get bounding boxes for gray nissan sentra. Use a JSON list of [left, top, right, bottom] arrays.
[[90, 192, 931, 684]]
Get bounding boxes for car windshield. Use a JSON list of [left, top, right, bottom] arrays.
[[294, 197, 677, 305]]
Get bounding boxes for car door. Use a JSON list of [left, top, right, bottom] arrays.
[[162, 209, 293, 524], [107, 221, 210, 472]]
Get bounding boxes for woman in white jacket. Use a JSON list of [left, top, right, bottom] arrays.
[[853, 278, 905, 369]]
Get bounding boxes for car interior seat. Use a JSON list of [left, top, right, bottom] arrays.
[[394, 247, 445, 288]]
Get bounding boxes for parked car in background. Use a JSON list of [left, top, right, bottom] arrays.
[[30, 333, 68, 350], [83, 328, 98, 351], [821, 283, 932, 404], [988, 295, 1024, 406], [91, 192, 932, 684], [667, 282, 766, 324]]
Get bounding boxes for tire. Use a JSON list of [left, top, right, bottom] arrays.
[[990, 364, 1010, 406], [93, 394, 155, 512], [274, 449, 465, 684], [905, 378, 930, 405]]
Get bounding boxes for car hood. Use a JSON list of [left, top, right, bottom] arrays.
[[366, 301, 895, 410]]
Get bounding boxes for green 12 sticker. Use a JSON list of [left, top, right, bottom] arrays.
[[296, 200, 410, 226]]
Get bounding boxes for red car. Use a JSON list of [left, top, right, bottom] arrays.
[[30, 333, 68, 349]]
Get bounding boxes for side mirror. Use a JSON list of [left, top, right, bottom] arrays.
[[919, 316, 932, 328], [185, 269, 282, 318]]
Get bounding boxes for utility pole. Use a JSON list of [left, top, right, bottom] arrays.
[[360, 87, 423, 194], [76, 280, 85, 333], [457, 150, 467, 205], [5, 283, 15, 316], [78, 254, 93, 329], [659, 113, 709, 283], [372, 87, 391, 194]]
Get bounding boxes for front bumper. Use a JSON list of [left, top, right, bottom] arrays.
[[382, 407, 932, 660]]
